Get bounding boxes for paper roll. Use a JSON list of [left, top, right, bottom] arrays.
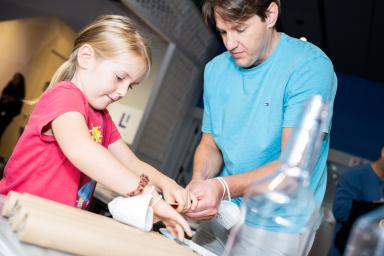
[[1, 191, 23, 217], [15, 206, 138, 256], [3, 192, 197, 256]]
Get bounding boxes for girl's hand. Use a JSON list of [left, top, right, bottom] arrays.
[[152, 198, 192, 241], [159, 179, 198, 213]]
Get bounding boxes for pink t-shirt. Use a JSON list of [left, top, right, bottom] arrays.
[[0, 81, 121, 208]]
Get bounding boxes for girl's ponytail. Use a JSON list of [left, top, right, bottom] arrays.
[[48, 52, 77, 88]]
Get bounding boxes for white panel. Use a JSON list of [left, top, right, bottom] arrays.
[[108, 102, 144, 145]]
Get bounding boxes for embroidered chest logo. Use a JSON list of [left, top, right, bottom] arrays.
[[90, 125, 103, 143]]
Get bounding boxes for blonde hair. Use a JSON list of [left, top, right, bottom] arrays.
[[49, 15, 151, 87]]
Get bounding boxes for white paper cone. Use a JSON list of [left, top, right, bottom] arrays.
[[108, 195, 153, 231]]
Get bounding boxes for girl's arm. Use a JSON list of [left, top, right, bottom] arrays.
[[108, 139, 172, 191], [51, 111, 192, 238], [108, 139, 197, 213], [51, 111, 140, 195]]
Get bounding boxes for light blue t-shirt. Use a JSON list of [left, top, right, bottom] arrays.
[[202, 33, 337, 230]]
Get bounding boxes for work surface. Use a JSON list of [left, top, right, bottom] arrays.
[[0, 193, 198, 256]]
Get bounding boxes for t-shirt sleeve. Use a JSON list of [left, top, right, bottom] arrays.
[[32, 85, 87, 142], [201, 63, 213, 134], [103, 111, 121, 146], [283, 56, 337, 133]]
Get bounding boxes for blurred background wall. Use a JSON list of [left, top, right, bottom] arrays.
[[0, 16, 75, 158]]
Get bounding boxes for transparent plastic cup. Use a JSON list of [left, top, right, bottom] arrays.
[[344, 206, 384, 256]]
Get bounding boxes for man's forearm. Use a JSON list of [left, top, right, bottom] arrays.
[[221, 128, 293, 198], [221, 160, 280, 198], [192, 142, 223, 181]]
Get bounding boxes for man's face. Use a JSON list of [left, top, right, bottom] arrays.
[[215, 12, 272, 68]]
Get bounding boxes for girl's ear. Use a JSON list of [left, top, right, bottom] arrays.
[[266, 2, 279, 28], [76, 44, 95, 69]]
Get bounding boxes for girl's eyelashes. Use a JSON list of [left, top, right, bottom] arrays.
[[128, 85, 133, 90], [115, 74, 123, 81]]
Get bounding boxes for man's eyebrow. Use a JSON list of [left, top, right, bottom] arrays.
[[216, 22, 247, 31], [232, 22, 247, 28]]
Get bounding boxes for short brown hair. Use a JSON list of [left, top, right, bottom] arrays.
[[202, 0, 280, 26]]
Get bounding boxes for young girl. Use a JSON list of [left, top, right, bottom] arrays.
[[0, 15, 195, 240]]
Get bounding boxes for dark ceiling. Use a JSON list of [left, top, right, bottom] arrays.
[[1, 0, 383, 84], [280, 0, 384, 84]]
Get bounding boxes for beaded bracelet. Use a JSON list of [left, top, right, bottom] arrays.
[[127, 174, 150, 196]]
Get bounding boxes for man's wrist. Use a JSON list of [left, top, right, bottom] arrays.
[[216, 177, 231, 201], [213, 177, 226, 200], [191, 171, 207, 181]]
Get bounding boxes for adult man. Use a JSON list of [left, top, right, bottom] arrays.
[[329, 147, 384, 256], [185, 0, 337, 255]]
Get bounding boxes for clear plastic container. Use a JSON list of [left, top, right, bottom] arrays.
[[344, 206, 384, 256], [223, 95, 329, 256]]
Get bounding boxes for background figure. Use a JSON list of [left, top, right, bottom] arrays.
[[329, 146, 384, 256], [0, 72, 25, 139]]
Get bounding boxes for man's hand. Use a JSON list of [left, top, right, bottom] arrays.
[[185, 178, 224, 220]]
